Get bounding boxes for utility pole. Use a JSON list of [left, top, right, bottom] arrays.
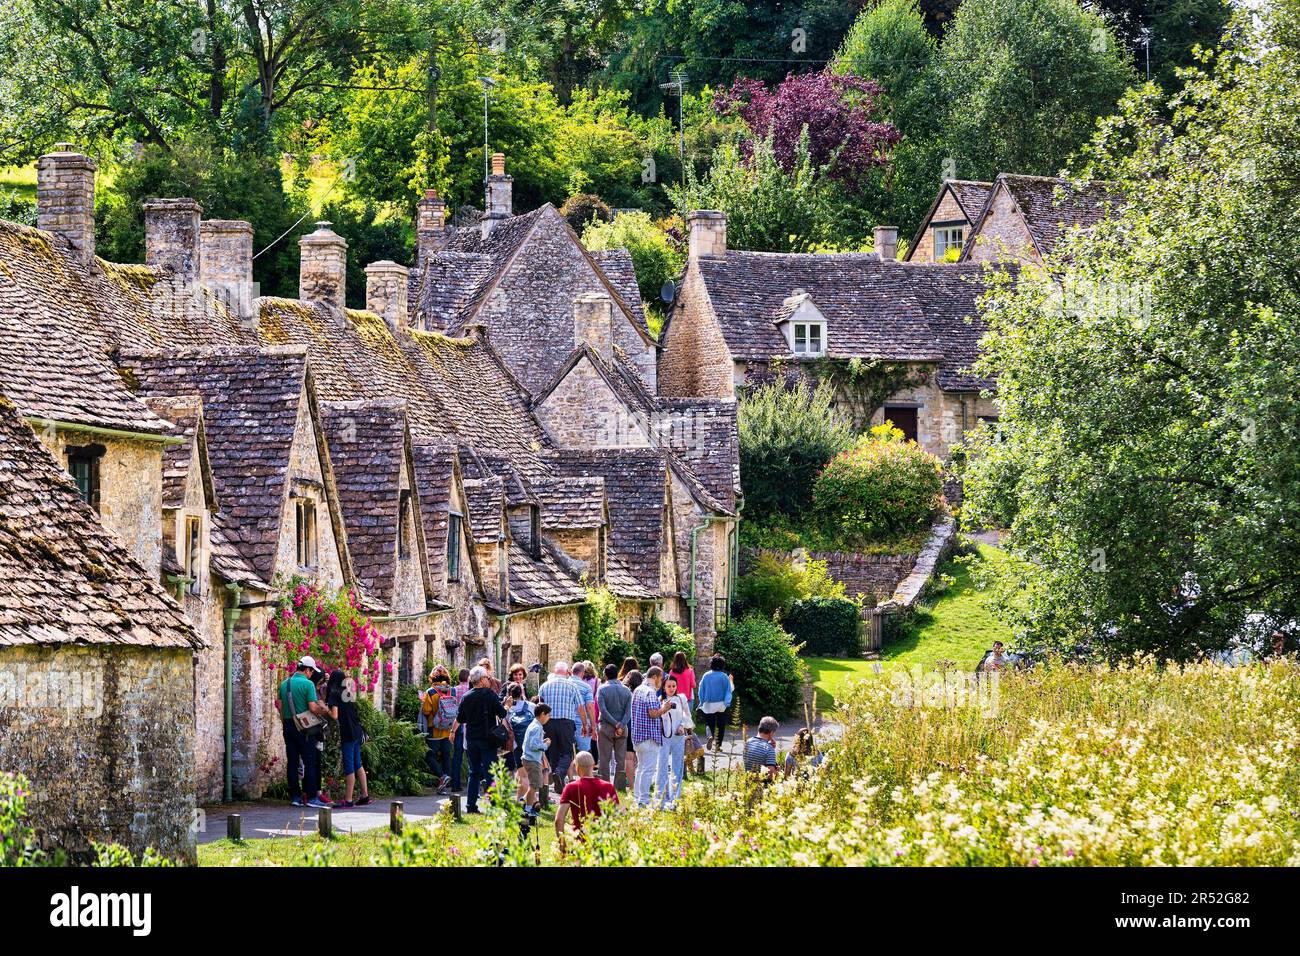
[[659, 71, 688, 218], [1141, 28, 1152, 81], [479, 75, 496, 185]]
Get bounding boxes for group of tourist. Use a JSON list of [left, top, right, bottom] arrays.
[[278, 645, 821, 843]]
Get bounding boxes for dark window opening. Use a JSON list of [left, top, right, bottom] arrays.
[[883, 406, 919, 444], [447, 512, 463, 582], [530, 506, 541, 560], [66, 444, 105, 511], [294, 498, 318, 568], [183, 515, 203, 594], [398, 489, 412, 559]]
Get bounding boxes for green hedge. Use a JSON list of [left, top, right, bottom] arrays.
[[716, 614, 806, 723], [636, 616, 696, 667], [784, 597, 863, 656]]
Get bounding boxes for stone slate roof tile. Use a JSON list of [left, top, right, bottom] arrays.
[[209, 511, 270, 591], [411, 442, 458, 590], [119, 347, 309, 581], [898, 262, 1003, 392], [590, 248, 649, 335], [461, 476, 506, 544], [508, 539, 586, 610], [531, 476, 605, 530], [992, 174, 1121, 259], [657, 398, 741, 510], [694, 251, 943, 363], [0, 393, 200, 648], [321, 399, 410, 607], [546, 448, 668, 595], [142, 394, 216, 511]]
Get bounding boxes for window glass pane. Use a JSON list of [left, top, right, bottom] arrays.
[[794, 324, 806, 351], [447, 514, 462, 581], [810, 324, 822, 353]]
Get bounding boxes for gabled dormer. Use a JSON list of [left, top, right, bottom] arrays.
[[775, 290, 828, 358]]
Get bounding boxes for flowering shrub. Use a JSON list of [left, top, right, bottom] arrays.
[[258, 579, 385, 693], [1, 772, 47, 866], [813, 425, 944, 543]]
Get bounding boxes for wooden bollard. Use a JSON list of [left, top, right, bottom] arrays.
[[390, 801, 404, 835], [226, 813, 242, 841], [317, 806, 333, 838], [450, 793, 462, 821], [539, 783, 550, 809]]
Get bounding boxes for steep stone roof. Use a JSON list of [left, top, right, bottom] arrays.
[[590, 249, 649, 334], [509, 540, 587, 610], [547, 448, 670, 596], [948, 180, 995, 221], [321, 399, 412, 609], [531, 476, 606, 530], [899, 262, 1001, 392], [0, 394, 200, 648], [976, 174, 1121, 260], [461, 476, 506, 544], [119, 347, 314, 581], [142, 395, 217, 511], [692, 251, 944, 363], [657, 399, 741, 510], [0, 223, 176, 436]]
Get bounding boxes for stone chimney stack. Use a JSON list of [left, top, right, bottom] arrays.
[[481, 152, 512, 239], [573, 291, 614, 361], [687, 210, 727, 260], [874, 225, 899, 262], [37, 144, 97, 265], [144, 198, 204, 282], [200, 219, 257, 327], [416, 189, 447, 268], [365, 260, 410, 331], [299, 221, 348, 311]]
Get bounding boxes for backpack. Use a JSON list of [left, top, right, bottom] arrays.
[[423, 687, 458, 731], [508, 703, 534, 744]]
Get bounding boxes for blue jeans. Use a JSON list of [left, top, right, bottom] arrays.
[[341, 739, 363, 776], [465, 738, 497, 812], [425, 736, 451, 779], [451, 727, 465, 789], [658, 734, 685, 808], [282, 720, 319, 801]]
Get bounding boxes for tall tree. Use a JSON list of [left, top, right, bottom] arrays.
[[937, 0, 1135, 182], [963, 1, 1300, 660], [1086, 0, 1232, 90]]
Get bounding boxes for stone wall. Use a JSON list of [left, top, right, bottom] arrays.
[[0, 644, 198, 863], [658, 264, 735, 400], [744, 548, 917, 604], [535, 356, 654, 449], [966, 184, 1037, 264], [505, 607, 581, 673], [909, 188, 968, 263]]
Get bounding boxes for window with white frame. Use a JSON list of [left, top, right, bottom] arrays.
[[934, 225, 965, 260], [792, 321, 825, 356]]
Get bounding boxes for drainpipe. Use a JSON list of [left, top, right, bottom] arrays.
[[688, 507, 744, 638], [222, 582, 244, 803], [166, 573, 195, 602]]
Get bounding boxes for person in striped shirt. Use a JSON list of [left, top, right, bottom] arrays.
[[743, 716, 780, 782], [630, 666, 675, 806]]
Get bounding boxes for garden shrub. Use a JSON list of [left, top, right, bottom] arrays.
[[559, 192, 612, 231], [578, 586, 620, 666], [784, 597, 863, 656], [715, 614, 806, 722], [602, 638, 637, 668], [1, 772, 49, 866], [635, 616, 696, 667], [813, 424, 944, 543], [738, 379, 854, 522], [356, 698, 427, 796], [582, 209, 686, 308], [734, 551, 846, 620], [394, 682, 422, 725]]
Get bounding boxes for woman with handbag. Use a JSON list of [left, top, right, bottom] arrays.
[[657, 673, 693, 810]]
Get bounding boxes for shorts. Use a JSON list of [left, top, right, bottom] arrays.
[[341, 739, 363, 775], [522, 759, 544, 792]]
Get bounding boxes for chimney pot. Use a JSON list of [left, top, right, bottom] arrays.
[[687, 210, 727, 260], [37, 146, 97, 265], [573, 292, 614, 361], [144, 198, 204, 282], [365, 260, 410, 331], [491, 153, 506, 177], [874, 225, 899, 262], [299, 222, 348, 311]]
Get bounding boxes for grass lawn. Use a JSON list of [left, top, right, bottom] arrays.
[[0, 164, 37, 201], [806, 544, 1013, 710]]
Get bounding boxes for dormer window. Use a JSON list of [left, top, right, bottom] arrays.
[[792, 321, 825, 356], [398, 490, 412, 560], [66, 444, 105, 510], [446, 511, 463, 582], [181, 514, 204, 594], [934, 225, 965, 260]]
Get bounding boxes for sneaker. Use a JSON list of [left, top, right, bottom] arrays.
[[305, 797, 331, 809], [356, 795, 372, 807], [291, 797, 304, 807], [339, 800, 355, 808], [436, 775, 451, 792]]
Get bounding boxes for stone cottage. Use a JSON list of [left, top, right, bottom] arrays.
[[0, 392, 203, 863], [960, 174, 1120, 266], [903, 179, 995, 263], [658, 209, 1000, 459]]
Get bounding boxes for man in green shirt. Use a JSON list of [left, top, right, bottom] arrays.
[[279, 656, 330, 808]]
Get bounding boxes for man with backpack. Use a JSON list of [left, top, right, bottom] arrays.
[[419, 666, 458, 792], [278, 656, 331, 809]]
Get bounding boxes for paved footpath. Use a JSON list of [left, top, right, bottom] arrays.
[[197, 717, 833, 843]]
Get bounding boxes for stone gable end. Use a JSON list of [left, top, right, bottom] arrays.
[[535, 354, 655, 449]]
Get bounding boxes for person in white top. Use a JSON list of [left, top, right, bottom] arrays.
[[656, 673, 693, 810]]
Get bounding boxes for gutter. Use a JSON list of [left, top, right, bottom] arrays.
[[24, 415, 184, 446], [687, 499, 744, 635], [222, 582, 245, 803]]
